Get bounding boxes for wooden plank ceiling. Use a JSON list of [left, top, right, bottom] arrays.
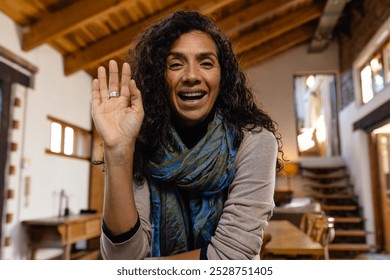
[[1, 0, 342, 77]]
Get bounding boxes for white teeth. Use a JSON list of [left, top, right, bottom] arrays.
[[179, 91, 205, 101], [180, 92, 204, 97]]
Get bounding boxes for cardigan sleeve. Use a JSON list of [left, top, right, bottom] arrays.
[[100, 180, 152, 260], [206, 129, 277, 259]]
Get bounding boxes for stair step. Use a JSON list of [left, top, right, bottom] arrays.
[[321, 204, 358, 211], [301, 162, 369, 260], [335, 230, 366, 237], [301, 166, 346, 173], [302, 173, 348, 180], [329, 243, 371, 252], [333, 217, 363, 223], [311, 193, 354, 199], [305, 183, 350, 189]]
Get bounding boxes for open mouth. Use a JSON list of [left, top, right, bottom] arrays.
[[179, 91, 206, 101]]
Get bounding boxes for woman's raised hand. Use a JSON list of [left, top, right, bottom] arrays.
[[91, 60, 144, 153]]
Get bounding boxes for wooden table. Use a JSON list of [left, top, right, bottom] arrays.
[[22, 213, 102, 260], [264, 220, 324, 258]]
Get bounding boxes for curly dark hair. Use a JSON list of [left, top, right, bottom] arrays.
[[127, 10, 284, 182]]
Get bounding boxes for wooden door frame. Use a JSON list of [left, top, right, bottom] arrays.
[[371, 132, 390, 252], [368, 133, 385, 251], [379, 133, 390, 252], [0, 62, 30, 252], [88, 124, 104, 214], [354, 99, 390, 252]]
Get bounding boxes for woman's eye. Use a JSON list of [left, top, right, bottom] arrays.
[[201, 61, 214, 68], [168, 62, 182, 70]]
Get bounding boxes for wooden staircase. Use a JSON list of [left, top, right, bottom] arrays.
[[301, 164, 371, 259]]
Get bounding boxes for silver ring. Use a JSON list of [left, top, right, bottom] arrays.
[[108, 91, 120, 98]]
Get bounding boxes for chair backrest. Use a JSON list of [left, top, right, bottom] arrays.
[[310, 216, 336, 260], [260, 232, 272, 259], [311, 216, 335, 243], [300, 213, 324, 236]]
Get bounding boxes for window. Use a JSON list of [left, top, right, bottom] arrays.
[[385, 41, 390, 83], [360, 37, 390, 104], [293, 74, 340, 157], [47, 116, 91, 160]]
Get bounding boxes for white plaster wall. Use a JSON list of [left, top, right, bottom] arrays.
[[339, 80, 390, 247], [337, 15, 390, 247], [0, 12, 92, 259]]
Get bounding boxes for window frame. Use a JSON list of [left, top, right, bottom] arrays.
[[46, 115, 91, 160], [359, 37, 390, 104]]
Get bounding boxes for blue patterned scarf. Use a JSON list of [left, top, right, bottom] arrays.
[[148, 114, 237, 257]]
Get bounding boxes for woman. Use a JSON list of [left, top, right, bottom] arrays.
[[92, 10, 283, 260]]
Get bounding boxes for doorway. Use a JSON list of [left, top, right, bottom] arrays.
[[293, 74, 340, 157], [371, 123, 390, 252], [0, 80, 8, 249], [0, 62, 30, 254]]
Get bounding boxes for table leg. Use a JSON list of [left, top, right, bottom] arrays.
[[64, 244, 71, 260], [30, 246, 37, 260]]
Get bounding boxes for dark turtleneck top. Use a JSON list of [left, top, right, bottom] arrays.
[[173, 110, 216, 149]]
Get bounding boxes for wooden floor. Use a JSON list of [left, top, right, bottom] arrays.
[[354, 253, 390, 260]]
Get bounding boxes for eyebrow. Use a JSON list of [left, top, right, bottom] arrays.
[[168, 51, 218, 60]]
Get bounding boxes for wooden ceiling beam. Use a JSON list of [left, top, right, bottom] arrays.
[[0, 0, 40, 25], [219, 0, 301, 35], [64, 0, 236, 75], [239, 23, 316, 69], [199, 0, 238, 15], [22, 0, 138, 51], [233, 3, 322, 55]]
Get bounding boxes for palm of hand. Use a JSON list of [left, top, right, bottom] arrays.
[[93, 97, 142, 147], [91, 60, 144, 149]]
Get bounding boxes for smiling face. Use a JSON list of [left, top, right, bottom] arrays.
[[165, 31, 221, 127]]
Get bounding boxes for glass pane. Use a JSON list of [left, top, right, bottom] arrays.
[[371, 54, 385, 93], [384, 41, 390, 84], [361, 65, 374, 103], [50, 122, 62, 153], [64, 126, 74, 155], [76, 130, 85, 157]]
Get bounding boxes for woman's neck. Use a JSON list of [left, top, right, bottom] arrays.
[[174, 111, 215, 149]]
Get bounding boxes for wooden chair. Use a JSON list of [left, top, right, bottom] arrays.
[[260, 232, 272, 259], [299, 212, 324, 236], [310, 216, 336, 260]]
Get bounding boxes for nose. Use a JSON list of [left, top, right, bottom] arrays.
[[183, 63, 201, 84]]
